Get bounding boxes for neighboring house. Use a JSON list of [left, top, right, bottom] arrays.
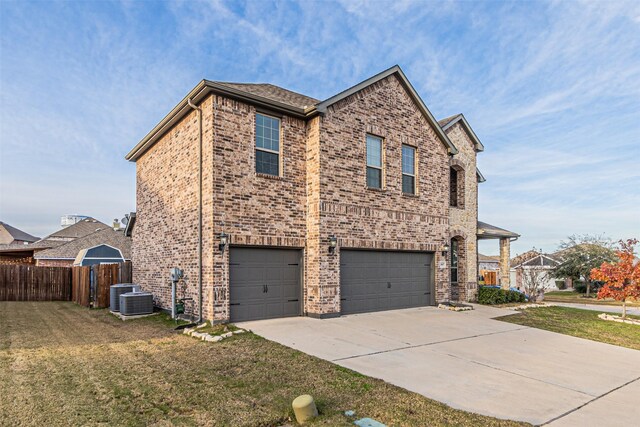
[[33, 227, 131, 267], [0, 221, 39, 245], [0, 217, 112, 265], [478, 253, 500, 285], [510, 251, 561, 291], [126, 65, 518, 323]]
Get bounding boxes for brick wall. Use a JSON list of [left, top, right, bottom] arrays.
[[133, 74, 479, 320], [133, 94, 216, 320], [314, 74, 451, 311], [207, 95, 308, 320], [446, 121, 479, 301]]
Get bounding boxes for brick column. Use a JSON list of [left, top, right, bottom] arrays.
[[499, 237, 511, 289]]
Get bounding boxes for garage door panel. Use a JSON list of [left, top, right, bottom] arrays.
[[341, 250, 434, 315], [230, 248, 301, 322]]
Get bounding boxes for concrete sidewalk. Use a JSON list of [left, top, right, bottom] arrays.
[[547, 301, 640, 316], [239, 305, 640, 426]]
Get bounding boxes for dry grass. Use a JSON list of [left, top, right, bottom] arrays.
[[0, 302, 528, 427], [497, 306, 640, 351]]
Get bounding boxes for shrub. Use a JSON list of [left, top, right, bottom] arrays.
[[478, 286, 525, 305], [574, 281, 604, 294], [555, 280, 566, 290], [507, 289, 526, 303]]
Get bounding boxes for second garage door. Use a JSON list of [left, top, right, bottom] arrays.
[[229, 248, 302, 322], [340, 250, 434, 315]]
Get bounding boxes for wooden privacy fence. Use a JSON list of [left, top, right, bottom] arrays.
[[72, 261, 133, 308], [480, 269, 498, 286], [0, 264, 72, 301]]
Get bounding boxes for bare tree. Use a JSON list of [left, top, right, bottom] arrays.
[[520, 266, 548, 303]]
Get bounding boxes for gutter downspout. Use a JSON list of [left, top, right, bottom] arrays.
[[187, 98, 203, 324]]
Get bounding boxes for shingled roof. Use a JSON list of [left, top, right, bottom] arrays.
[[34, 227, 131, 260], [126, 65, 459, 161], [46, 217, 109, 240], [477, 221, 520, 239], [0, 217, 111, 255], [0, 221, 39, 244], [212, 82, 319, 110]]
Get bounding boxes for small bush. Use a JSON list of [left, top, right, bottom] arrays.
[[478, 286, 525, 305], [506, 290, 526, 303], [574, 281, 604, 294], [555, 280, 566, 290]]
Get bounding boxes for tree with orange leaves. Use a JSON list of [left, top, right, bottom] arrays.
[[590, 238, 640, 319]]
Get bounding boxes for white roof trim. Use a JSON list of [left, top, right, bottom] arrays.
[[440, 113, 484, 152]]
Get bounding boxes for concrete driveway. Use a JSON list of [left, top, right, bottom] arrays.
[[238, 305, 640, 426]]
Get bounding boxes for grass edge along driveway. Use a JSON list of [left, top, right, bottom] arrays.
[[0, 302, 528, 427], [497, 306, 640, 351]]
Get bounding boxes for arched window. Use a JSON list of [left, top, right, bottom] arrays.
[[450, 236, 466, 301]]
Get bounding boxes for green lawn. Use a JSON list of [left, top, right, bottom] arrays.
[[0, 302, 527, 427], [544, 291, 640, 307], [497, 306, 640, 351]]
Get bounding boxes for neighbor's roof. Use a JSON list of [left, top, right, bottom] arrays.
[[126, 65, 458, 161], [46, 217, 109, 240], [34, 227, 131, 260], [0, 217, 110, 254], [477, 221, 520, 240], [478, 253, 500, 263], [0, 221, 39, 244], [511, 252, 560, 269]]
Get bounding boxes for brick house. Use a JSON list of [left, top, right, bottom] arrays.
[[127, 65, 516, 323]]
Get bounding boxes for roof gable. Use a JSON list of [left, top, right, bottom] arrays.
[[313, 66, 458, 155], [439, 114, 484, 152], [126, 65, 459, 161], [34, 227, 131, 260], [0, 221, 39, 244]]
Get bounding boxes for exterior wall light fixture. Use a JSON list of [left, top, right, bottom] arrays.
[[441, 243, 450, 257], [329, 235, 338, 254], [219, 232, 229, 252]]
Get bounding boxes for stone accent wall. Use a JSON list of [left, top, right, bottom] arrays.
[[445, 122, 479, 301]]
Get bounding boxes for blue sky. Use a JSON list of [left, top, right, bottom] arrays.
[[1, 0, 638, 256]]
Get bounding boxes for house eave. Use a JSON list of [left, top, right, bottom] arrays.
[[441, 114, 485, 152], [125, 81, 313, 162]]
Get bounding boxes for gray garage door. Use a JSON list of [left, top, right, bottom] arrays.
[[229, 248, 301, 322], [340, 250, 434, 315]]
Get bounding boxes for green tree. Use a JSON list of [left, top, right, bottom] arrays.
[[552, 234, 616, 297]]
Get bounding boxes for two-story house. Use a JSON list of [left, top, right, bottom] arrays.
[[126, 65, 514, 323]]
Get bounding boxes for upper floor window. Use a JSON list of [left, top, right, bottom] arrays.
[[402, 145, 416, 194], [255, 113, 280, 176], [366, 134, 383, 189], [450, 166, 465, 208], [450, 167, 458, 206]]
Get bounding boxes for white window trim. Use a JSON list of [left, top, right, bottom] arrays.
[[366, 134, 384, 189], [255, 112, 282, 177], [402, 144, 417, 194]]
